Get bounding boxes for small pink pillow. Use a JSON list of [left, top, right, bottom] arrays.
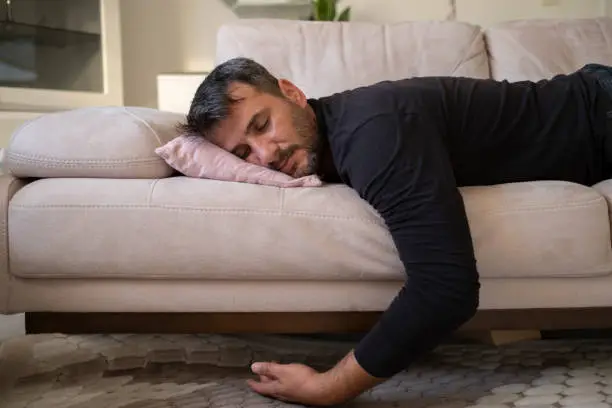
[[155, 134, 323, 187]]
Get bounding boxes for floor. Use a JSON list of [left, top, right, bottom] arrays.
[[2, 332, 612, 407]]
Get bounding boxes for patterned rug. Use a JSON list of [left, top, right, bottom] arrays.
[[2, 333, 612, 407]]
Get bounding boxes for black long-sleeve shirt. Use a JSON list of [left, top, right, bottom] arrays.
[[307, 70, 609, 378]]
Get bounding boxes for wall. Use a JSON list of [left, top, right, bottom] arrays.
[[120, 0, 237, 107], [457, 0, 606, 27], [606, 0, 612, 16], [337, 0, 454, 22], [120, 0, 609, 109]]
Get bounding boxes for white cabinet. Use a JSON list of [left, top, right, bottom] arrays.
[[157, 73, 208, 115], [0, 0, 123, 111]]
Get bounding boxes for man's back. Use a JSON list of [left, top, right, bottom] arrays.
[[316, 71, 608, 187]]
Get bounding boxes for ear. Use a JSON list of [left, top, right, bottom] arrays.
[[278, 79, 308, 107]]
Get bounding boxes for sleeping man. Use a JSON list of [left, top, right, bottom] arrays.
[[178, 57, 612, 406]]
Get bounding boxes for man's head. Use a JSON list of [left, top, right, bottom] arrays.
[[179, 57, 319, 178]]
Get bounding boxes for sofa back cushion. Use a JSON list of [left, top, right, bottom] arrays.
[[215, 19, 490, 98], [485, 17, 612, 82]]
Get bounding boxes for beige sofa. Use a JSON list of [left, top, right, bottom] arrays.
[[2, 17, 612, 334]]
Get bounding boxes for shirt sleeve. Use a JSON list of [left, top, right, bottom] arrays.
[[340, 111, 481, 378]]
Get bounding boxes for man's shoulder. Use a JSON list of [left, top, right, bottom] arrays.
[[313, 79, 430, 183], [318, 76, 459, 121], [320, 80, 395, 109], [321, 77, 425, 106], [316, 77, 452, 140], [316, 79, 409, 133]]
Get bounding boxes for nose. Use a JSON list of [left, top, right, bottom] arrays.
[[250, 137, 278, 168]]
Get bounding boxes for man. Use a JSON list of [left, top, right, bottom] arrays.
[[179, 57, 612, 406]]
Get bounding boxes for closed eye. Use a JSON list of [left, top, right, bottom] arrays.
[[232, 144, 251, 160], [256, 117, 269, 132], [247, 109, 270, 135]]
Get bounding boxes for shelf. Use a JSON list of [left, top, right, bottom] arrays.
[[0, 0, 123, 111], [222, 0, 312, 19], [0, 20, 100, 48], [224, 0, 311, 7]]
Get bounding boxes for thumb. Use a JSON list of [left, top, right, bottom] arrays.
[[251, 362, 282, 377]]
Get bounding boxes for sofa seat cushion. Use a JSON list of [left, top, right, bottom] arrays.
[[462, 181, 612, 279], [8, 177, 612, 281], [5, 107, 184, 179]]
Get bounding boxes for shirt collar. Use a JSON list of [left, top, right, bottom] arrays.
[[307, 98, 340, 183]]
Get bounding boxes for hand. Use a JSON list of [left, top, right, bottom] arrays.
[[246, 351, 384, 406], [246, 361, 338, 406]]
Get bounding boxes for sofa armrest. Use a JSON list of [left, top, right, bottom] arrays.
[[0, 174, 28, 313], [592, 179, 612, 212]]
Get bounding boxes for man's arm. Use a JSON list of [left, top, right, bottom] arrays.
[[327, 110, 480, 390], [248, 111, 480, 405]]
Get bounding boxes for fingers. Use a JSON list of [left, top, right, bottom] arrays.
[[259, 374, 274, 383], [246, 378, 284, 399], [248, 361, 298, 402], [251, 362, 283, 378]]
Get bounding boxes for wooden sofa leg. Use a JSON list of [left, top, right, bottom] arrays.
[[458, 330, 541, 345]]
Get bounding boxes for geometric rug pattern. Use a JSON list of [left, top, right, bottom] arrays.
[[2, 333, 612, 407]]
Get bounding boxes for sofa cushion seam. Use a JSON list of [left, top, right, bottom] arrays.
[[123, 106, 164, 146], [10, 204, 384, 224], [12, 198, 603, 211], [147, 179, 160, 205], [466, 196, 605, 214], [7, 152, 161, 163], [8, 162, 162, 169]]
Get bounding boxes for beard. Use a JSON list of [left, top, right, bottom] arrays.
[[280, 101, 319, 178]]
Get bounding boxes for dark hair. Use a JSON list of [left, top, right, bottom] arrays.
[[177, 57, 282, 137]]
